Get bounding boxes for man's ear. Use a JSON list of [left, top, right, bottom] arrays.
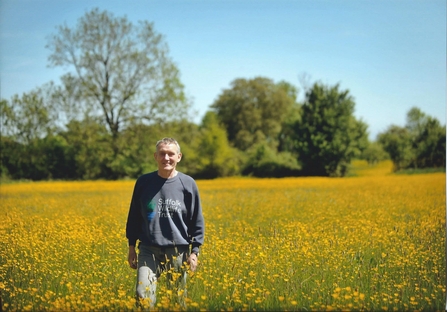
[[177, 153, 182, 162], [154, 152, 157, 160]]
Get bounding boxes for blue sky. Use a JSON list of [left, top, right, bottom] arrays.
[[1, 0, 445, 140]]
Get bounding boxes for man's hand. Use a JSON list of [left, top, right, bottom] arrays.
[[128, 246, 137, 269], [187, 253, 198, 272]]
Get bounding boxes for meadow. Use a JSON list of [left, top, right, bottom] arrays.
[[0, 160, 445, 311]]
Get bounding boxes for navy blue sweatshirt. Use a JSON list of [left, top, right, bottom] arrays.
[[126, 171, 204, 254]]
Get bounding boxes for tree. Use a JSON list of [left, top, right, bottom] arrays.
[[1, 84, 58, 144], [405, 107, 445, 168], [360, 141, 389, 165], [0, 87, 69, 180], [377, 125, 414, 171], [211, 77, 298, 151], [412, 119, 446, 168], [0, 136, 26, 179], [276, 82, 302, 154], [60, 118, 114, 179], [27, 135, 77, 180], [378, 107, 446, 171], [242, 142, 300, 177], [0, 134, 77, 181], [293, 82, 368, 176], [46, 8, 191, 177], [192, 112, 240, 179]]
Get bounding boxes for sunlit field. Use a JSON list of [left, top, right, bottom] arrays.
[[1, 160, 445, 311]]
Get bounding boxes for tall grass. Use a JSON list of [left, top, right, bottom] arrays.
[[1, 162, 445, 311]]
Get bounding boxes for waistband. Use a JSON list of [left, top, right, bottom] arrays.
[[138, 243, 189, 253]]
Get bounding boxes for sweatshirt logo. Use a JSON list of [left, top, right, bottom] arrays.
[[146, 200, 156, 221], [157, 198, 182, 218]]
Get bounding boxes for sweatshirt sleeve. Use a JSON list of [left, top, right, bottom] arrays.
[[126, 177, 142, 247], [189, 181, 205, 254]]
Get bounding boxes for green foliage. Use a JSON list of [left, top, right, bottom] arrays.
[[405, 107, 446, 168], [189, 112, 240, 179], [360, 142, 389, 165], [116, 123, 159, 178], [1, 89, 77, 180], [211, 77, 298, 151], [1, 84, 58, 144], [378, 107, 445, 171], [60, 119, 114, 179], [32, 136, 77, 180], [0, 136, 26, 180], [394, 167, 446, 175], [378, 126, 415, 171], [292, 83, 368, 176], [242, 142, 301, 177], [0, 135, 76, 180]]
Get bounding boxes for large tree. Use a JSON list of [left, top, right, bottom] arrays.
[[211, 77, 298, 151], [293, 82, 368, 177], [46, 8, 190, 177]]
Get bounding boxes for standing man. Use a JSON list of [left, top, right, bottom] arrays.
[[126, 137, 205, 306]]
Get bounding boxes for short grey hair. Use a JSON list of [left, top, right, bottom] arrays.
[[155, 137, 181, 153]]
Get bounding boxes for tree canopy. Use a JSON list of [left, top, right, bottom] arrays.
[[211, 77, 298, 151], [378, 107, 446, 171], [292, 83, 368, 176], [46, 8, 190, 138]]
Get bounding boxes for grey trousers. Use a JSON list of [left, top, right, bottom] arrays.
[[136, 245, 189, 305]]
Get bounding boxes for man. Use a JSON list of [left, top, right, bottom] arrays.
[[126, 137, 205, 306]]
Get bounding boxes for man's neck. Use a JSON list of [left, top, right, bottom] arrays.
[[158, 169, 178, 179]]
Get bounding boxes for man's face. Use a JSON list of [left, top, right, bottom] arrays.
[[154, 143, 182, 171]]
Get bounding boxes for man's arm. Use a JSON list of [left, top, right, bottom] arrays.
[[128, 245, 137, 269], [126, 177, 143, 269], [189, 181, 205, 258]]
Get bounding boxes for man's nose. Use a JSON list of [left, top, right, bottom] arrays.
[[164, 154, 170, 160]]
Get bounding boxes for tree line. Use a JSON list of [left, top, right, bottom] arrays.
[[1, 9, 445, 181]]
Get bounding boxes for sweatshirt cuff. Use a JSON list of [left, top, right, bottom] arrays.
[[191, 246, 200, 255], [128, 239, 137, 247]]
